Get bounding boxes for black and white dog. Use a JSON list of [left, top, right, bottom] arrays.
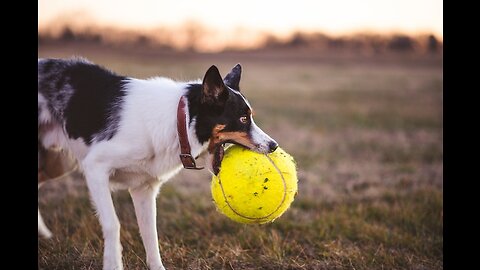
[[38, 58, 278, 270]]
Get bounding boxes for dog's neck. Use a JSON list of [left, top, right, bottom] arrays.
[[184, 83, 220, 144], [178, 87, 209, 164]]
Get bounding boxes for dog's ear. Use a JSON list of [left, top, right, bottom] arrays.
[[223, 63, 242, 91], [202, 65, 228, 105]]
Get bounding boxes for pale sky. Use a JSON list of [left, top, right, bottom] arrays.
[[38, 0, 443, 38]]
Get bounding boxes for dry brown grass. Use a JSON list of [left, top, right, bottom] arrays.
[[39, 45, 443, 269]]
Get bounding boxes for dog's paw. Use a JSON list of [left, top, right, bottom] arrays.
[[103, 266, 123, 270], [103, 257, 123, 270], [149, 264, 166, 270]]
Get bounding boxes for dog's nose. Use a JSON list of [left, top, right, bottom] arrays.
[[268, 141, 278, 153]]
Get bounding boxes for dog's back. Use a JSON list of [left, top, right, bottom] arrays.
[[38, 58, 128, 149]]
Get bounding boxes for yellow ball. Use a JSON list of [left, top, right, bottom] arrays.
[[211, 145, 298, 224]]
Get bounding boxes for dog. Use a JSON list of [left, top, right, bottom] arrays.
[[38, 57, 278, 270]]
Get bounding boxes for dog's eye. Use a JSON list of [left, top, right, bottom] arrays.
[[239, 116, 248, 124]]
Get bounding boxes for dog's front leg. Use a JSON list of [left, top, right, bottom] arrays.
[[129, 182, 165, 270], [83, 159, 123, 270]]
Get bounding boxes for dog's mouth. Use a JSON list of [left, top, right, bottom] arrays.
[[224, 139, 253, 151], [211, 140, 277, 175], [211, 141, 253, 175]]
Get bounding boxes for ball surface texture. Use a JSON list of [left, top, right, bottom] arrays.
[[211, 145, 298, 224]]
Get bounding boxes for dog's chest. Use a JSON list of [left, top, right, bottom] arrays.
[[108, 152, 183, 189]]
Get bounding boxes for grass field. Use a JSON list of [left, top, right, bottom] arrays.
[[38, 44, 443, 269]]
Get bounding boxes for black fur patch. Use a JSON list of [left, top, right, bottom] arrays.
[[186, 83, 251, 144], [223, 64, 242, 90], [38, 58, 128, 144]]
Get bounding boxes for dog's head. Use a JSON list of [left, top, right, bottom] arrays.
[[191, 64, 278, 174]]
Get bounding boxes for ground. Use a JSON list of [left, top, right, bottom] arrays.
[[38, 44, 443, 269]]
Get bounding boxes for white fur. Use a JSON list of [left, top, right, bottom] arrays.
[[38, 93, 52, 123], [249, 117, 276, 153]]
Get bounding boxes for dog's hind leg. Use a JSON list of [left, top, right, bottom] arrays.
[[38, 207, 52, 238], [38, 182, 53, 238], [129, 181, 164, 270], [38, 144, 73, 239], [38, 144, 52, 239]]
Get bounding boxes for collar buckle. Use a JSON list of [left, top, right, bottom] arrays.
[[179, 153, 204, 170]]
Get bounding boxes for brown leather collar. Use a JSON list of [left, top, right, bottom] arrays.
[[177, 96, 204, 170]]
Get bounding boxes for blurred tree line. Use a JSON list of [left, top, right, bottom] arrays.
[[38, 25, 441, 54], [261, 32, 441, 54]]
